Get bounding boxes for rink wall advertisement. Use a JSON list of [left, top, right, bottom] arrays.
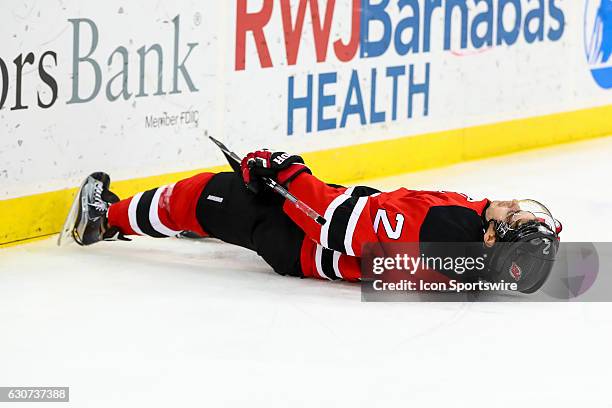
[[1, 0, 612, 245]]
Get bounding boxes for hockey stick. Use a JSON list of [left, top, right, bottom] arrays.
[[208, 136, 326, 226]]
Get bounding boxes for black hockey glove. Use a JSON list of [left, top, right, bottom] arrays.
[[240, 149, 311, 194]]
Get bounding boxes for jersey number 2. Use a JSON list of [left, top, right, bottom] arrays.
[[373, 209, 405, 240]]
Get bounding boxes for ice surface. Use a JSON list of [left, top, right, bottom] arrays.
[[1, 137, 612, 408]]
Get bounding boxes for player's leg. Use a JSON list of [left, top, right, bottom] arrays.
[[72, 171, 307, 277], [107, 172, 214, 239], [197, 172, 364, 280], [193, 172, 305, 277]]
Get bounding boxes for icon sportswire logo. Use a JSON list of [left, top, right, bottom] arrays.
[[585, 0, 612, 89]]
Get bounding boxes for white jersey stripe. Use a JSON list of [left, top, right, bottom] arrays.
[[344, 196, 368, 256], [314, 245, 329, 280], [320, 194, 351, 248], [149, 186, 181, 237], [332, 251, 342, 279], [344, 187, 355, 196], [128, 192, 145, 235]]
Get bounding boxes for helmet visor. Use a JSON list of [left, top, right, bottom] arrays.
[[516, 199, 558, 234]]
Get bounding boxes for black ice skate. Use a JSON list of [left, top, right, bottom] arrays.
[[57, 172, 127, 246]]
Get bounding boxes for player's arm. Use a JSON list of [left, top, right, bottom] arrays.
[[241, 150, 380, 256], [284, 172, 380, 256]]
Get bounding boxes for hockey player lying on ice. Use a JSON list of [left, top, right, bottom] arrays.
[[65, 149, 562, 294]]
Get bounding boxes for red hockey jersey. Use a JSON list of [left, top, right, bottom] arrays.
[[283, 173, 490, 281]]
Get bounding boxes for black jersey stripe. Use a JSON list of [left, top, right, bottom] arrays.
[[320, 248, 340, 280], [135, 188, 168, 238], [327, 196, 360, 253], [320, 194, 351, 248], [320, 186, 379, 252], [349, 186, 380, 197]]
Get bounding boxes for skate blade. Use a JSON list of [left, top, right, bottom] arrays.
[[57, 181, 85, 247]]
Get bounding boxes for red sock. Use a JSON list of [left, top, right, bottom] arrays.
[[108, 173, 215, 237]]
